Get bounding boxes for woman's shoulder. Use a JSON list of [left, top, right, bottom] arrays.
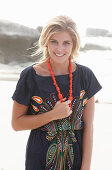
[[76, 63, 102, 99], [20, 65, 34, 78], [76, 63, 94, 75], [33, 61, 51, 76], [76, 63, 92, 71], [21, 65, 32, 73]]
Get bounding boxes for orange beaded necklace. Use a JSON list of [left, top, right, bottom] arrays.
[[47, 58, 73, 109]]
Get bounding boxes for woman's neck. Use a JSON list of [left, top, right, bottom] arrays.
[[49, 58, 70, 75]]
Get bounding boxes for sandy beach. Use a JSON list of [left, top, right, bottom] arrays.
[[0, 79, 112, 170]]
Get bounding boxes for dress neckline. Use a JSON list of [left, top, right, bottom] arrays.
[[32, 62, 79, 78]]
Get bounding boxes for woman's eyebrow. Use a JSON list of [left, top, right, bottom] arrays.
[[64, 40, 72, 43], [50, 39, 72, 42], [50, 38, 57, 41], [64, 40, 71, 42]]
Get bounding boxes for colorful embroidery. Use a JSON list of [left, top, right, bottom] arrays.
[[32, 96, 43, 104], [31, 91, 87, 169], [83, 98, 88, 106], [46, 131, 75, 169], [80, 90, 85, 99], [31, 104, 39, 112]]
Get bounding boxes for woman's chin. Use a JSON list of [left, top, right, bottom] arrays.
[[51, 56, 69, 64]]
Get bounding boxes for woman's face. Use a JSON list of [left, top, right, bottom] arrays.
[[47, 31, 73, 63]]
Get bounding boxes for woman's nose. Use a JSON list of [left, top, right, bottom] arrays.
[[56, 44, 64, 51]]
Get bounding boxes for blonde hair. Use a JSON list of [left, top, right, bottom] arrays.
[[34, 15, 80, 62]]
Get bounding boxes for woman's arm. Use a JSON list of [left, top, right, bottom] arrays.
[[80, 96, 95, 170], [11, 99, 72, 131], [11, 101, 54, 131]]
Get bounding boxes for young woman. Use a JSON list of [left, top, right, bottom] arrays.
[[12, 15, 102, 170]]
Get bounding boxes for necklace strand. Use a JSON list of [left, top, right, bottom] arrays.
[[47, 58, 73, 109]]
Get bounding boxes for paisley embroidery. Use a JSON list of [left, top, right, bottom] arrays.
[[31, 104, 39, 112], [32, 96, 43, 104], [80, 90, 85, 99], [83, 98, 88, 106], [31, 91, 87, 169]]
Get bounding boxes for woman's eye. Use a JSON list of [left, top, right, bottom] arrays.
[[50, 40, 57, 44], [64, 41, 70, 45]]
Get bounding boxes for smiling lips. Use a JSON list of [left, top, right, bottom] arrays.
[[55, 53, 65, 57]]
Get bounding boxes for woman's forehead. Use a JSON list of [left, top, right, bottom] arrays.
[[50, 31, 73, 41]]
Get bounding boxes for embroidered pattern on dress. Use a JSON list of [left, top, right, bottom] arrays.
[[31, 104, 39, 112], [31, 90, 87, 170], [32, 96, 43, 104]]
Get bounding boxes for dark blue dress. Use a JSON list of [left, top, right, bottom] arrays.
[[12, 63, 102, 170]]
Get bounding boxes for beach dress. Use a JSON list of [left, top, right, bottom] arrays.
[[12, 63, 102, 170]]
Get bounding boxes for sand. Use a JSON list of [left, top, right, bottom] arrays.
[[0, 80, 112, 170]]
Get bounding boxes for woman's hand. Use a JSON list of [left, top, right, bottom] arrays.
[[11, 98, 72, 131], [52, 98, 72, 120]]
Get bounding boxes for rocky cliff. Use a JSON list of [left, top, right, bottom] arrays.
[[0, 20, 42, 64]]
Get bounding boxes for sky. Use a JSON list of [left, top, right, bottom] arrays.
[[0, 0, 112, 35]]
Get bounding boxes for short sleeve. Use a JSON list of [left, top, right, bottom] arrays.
[[12, 67, 32, 106], [80, 65, 102, 99]]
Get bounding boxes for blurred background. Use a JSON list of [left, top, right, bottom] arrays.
[[0, 0, 112, 169]]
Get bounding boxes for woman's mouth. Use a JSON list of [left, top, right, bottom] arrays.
[[54, 53, 65, 57]]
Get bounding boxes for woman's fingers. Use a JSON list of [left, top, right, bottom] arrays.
[[57, 98, 71, 104], [65, 100, 71, 105], [53, 99, 72, 120], [62, 97, 66, 102]]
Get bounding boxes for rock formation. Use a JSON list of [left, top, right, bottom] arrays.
[[0, 20, 42, 64], [86, 28, 112, 37]]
